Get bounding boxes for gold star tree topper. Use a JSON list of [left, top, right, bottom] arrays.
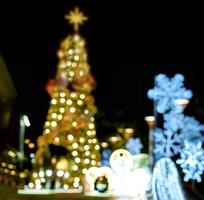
[[65, 7, 88, 32]]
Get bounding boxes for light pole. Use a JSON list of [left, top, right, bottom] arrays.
[[145, 116, 155, 169], [19, 114, 30, 168]]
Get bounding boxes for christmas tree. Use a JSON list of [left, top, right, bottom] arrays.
[[30, 7, 101, 190]]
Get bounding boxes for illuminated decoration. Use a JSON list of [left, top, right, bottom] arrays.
[[125, 137, 143, 155], [85, 150, 152, 199], [29, 7, 100, 190], [152, 158, 186, 200], [110, 149, 133, 173], [153, 128, 182, 158], [64, 7, 88, 32], [176, 140, 204, 182], [148, 74, 204, 164], [101, 149, 112, 166], [164, 113, 204, 142], [148, 74, 193, 114]]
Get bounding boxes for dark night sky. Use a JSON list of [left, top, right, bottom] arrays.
[[0, 1, 204, 144]]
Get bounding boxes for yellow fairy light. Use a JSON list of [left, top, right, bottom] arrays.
[[72, 143, 79, 149], [63, 184, 69, 190], [72, 151, 78, 156], [91, 130, 96, 136], [51, 113, 57, 119], [51, 121, 57, 127], [67, 99, 72, 105], [45, 121, 50, 126], [84, 158, 90, 164], [59, 107, 65, 113], [67, 61, 72, 66], [74, 177, 80, 182], [19, 172, 26, 178], [91, 154, 96, 159], [90, 117, 94, 122], [72, 121, 77, 127], [58, 114, 63, 120], [69, 71, 75, 77], [79, 70, 84, 76], [91, 160, 96, 166], [71, 92, 77, 98], [75, 157, 81, 163], [82, 168, 87, 174], [84, 109, 89, 115], [35, 179, 41, 185], [28, 183, 34, 188], [28, 143, 35, 149], [10, 170, 16, 175], [95, 145, 100, 150], [73, 165, 78, 171], [74, 55, 79, 61], [84, 145, 89, 150], [89, 123, 95, 129], [64, 172, 70, 178], [70, 107, 76, 113], [79, 137, 85, 143], [64, 7, 88, 32], [55, 137, 60, 143], [85, 151, 90, 156], [60, 92, 66, 97], [72, 62, 77, 68], [8, 164, 14, 169], [60, 98, 66, 103], [51, 99, 57, 105], [32, 172, 38, 178], [92, 138, 97, 143], [80, 94, 85, 99], [68, 49, 74, 55], [67, 134, 74, 140], [73, 182, 79, 188], [24, 139, 30, 144], [87, 130, 92, 136], [88, 139, 92, 144], [45, 129, 50, 134], [77, 100, 83, 106], [101, 142, 108, 148]]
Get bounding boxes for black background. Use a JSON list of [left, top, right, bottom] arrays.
[[0, 1, 203, 146]]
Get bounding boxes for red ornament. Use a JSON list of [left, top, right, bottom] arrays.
[[45, 79, 57, 94]]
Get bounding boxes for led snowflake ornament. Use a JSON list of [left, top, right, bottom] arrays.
[[164, 112, 204, 142], [176, 140, 204, 182], [148, 74, 193, 114], [125, 137, 143, 155], [153, 128, 182, 158]]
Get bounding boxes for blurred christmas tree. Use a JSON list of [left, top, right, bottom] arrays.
[[29, 7, 101, 190]]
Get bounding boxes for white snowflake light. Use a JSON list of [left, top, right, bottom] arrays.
[[176, 140, 204, 182], [164, 112, 204, 142], [147, 74, 193, 114], [125, 137, 143, 155], [153, 128, 182, 158]]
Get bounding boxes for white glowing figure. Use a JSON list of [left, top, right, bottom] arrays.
[[176, 140, 204, 182], [125, 137, 143, 155], [148, 74, 192, 114], [153, 128, 182, 158], [152, 158, 186, 200]]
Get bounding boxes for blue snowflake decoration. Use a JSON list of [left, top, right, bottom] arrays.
[[147, 74, 193, 114], [153, 128, 182, 158], [164, 112, 204, 142], [176, 140, 204, 182], [125, 137, 143, 155], [101, 148, 112, 166]]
